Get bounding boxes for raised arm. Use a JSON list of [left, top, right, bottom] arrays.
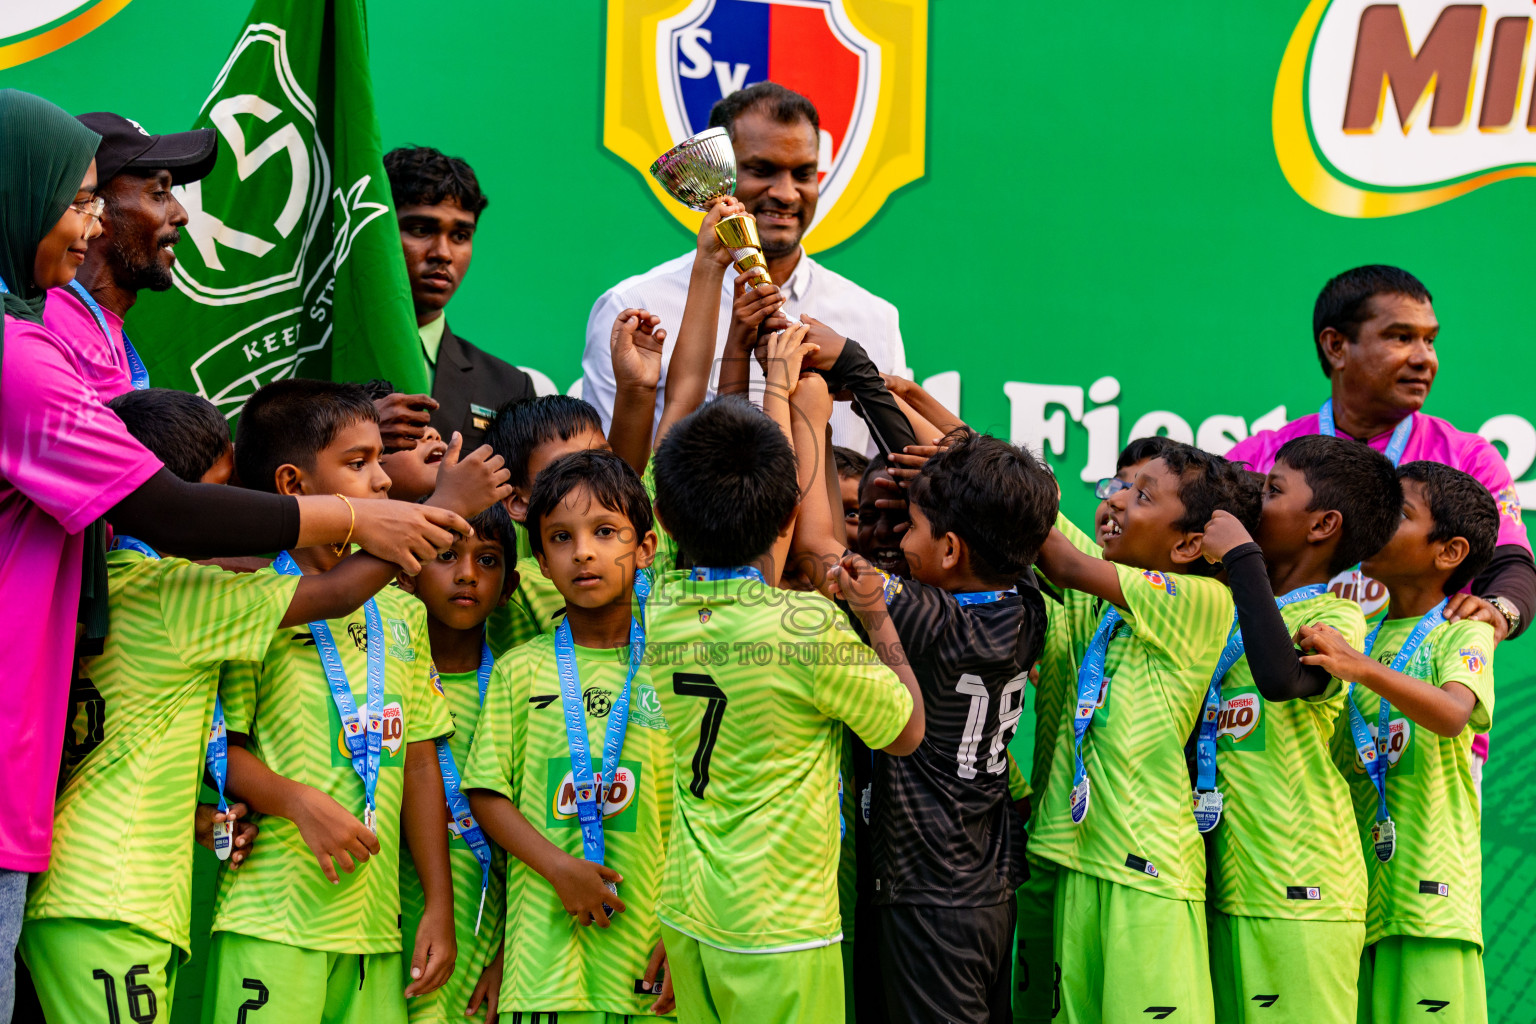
[[1297, 624, 1479, 737], [1036, 519, 1127, 609], [606, 308, 667, 473], [756, 323, 817, 585], [787, 374, 844, 593], [883, 373, 967, 437]]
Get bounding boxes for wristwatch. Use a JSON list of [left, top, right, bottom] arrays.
[[1486, 595, 1522, 635]]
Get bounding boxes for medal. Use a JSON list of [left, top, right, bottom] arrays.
[[603, 880, 620, 917], [212, 818, 233, 861], [1070, 775, 1091, 824], [364, 805, 377, 835], [1192, 789, 1224, 833], [1372, 818, 1396, 863]]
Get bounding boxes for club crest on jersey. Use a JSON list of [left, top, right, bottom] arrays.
[[429, 665, 445, 697], [1141, 570, 1178, 596], [698, 608, 712, 624], [347, 621, 368, 650], [603, 0, 926, 253], [386, 618, 417, 662], [1460, 647, 1487, 674]]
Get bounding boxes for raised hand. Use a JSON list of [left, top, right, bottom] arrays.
[[609, 307, 667, 393], [698, 196, 749, 267], [1201, 509, 1255, 564], [798, 314, 847, 370], [374, 393, 439, 452], [758, 322, 817, 397], [350, 500, 468, 575], [428, 431, 512, 519]]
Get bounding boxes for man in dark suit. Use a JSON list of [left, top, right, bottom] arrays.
[[379, 146, 535, 451]]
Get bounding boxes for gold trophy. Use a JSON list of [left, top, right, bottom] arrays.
[[649, 127, 772, 287]]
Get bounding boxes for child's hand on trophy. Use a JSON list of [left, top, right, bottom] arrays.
[[698, 196, 748, 267]]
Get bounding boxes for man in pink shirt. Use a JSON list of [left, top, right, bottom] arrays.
[[1227, 266, 1534, 777], [43, 112, 215, 402]]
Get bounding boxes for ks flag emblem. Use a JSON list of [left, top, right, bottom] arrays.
[[605, 0, 927, 253]]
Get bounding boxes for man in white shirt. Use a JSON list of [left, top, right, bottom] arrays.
[[581, 82, 907, 453]]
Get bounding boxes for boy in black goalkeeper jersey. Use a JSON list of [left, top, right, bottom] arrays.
[[790, 374, 1056, 1024]]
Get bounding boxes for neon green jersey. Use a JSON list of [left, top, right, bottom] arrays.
[[24, 550, 297, 954], [400, 668, 507, 1020], [212, 579, 452, 954], [1030, 521, 1234, 902], [460, 636, 673, 1015], [647, 573, 912, 952], [1211, 592, 1367, 921], [1330, 616, 1494, 948]]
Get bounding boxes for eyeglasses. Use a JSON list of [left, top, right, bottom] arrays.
[[1094, 477, 1131, 500], [70, 196, 106, 224]]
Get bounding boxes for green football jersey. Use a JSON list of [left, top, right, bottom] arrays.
[[1211, 592, 1367, 921], [24, 550, 297, 954], [647, 573, 913, 952], [1330, 617, 1494, 948], [212, 578, 452, 954], [459, 636, 673, 1015], [1030, 540, 1234, 902], [1027, 514, 1104, 825], [400, 668, 507, 1020]]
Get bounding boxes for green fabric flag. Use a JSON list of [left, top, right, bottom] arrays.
[[126, 0, 427, 417]]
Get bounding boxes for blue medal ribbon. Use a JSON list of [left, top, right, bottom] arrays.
[[113, 535, 234, 858], [1193, 583, 1329, 832], [555, 570, 652, 885], [690, 565, 766, 584], [1068, 608, 1122, 824], [953, 588, 1016, 607], [1319, 399, 1413, 467], [433, 642, 496, 933], [274, 551, 385, 832], [67, 279, 149, 390], [1346, 598, 1448, 862]]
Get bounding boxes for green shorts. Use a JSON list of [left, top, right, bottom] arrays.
[[200, 931, 406, 1024], [1053, 867, 1213, 1024], [1208, 908, 1363, 1022], [841, 940, 855, 1024], [1358, 935, 1486, 1024], [1014, 862, 1057, 1024], [19, 917, 179, 1024], [661, 924, 843, 1024]]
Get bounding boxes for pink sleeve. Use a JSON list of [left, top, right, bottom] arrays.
[[1459, 436, 1531, 552], [0, 319, 162, 534], [1225, 431, 1278, 473]]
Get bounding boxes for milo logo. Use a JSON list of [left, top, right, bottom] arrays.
[[328, 697, 405, 765], [544, 758, 643, 833], [1216, 687, 1266, 751]]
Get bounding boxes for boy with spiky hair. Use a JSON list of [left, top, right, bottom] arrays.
[[395, 502, 521, 1023], [1027, 440, 1255, 1022], [645, 395, 923, 1024], [201, 379, 506, 1024], [465, 448, 681, 1019], [1197, 434, 1402, 1022], [1300, 461, 1498, 1024]]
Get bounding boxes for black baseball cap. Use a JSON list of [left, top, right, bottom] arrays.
[[76, 112, 218, 185]]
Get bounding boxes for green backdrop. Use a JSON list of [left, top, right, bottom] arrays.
[[7, 1, 1536, 1019]]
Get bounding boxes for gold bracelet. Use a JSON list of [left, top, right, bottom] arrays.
[[330, 493, 356, 557]]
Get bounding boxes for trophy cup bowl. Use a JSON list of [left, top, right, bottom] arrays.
[[650, 127, 772, 287]]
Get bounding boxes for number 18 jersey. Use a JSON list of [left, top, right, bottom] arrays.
[[647, 572, 913, 953], [867, 576, 1047, 907]]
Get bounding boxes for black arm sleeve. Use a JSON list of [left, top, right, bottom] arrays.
[[1470, 543, 1536, 640], [1225, 542, 1333, 701], [106, 468, 302, 558], [817, 339, 918, 458]]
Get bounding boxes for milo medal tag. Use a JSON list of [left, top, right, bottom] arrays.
[[1372, 818, 1396, 863], [1192, 789, 1224, 833], [212, 818, 233, 861], [602, 879, 620, 917], [364, 805, 377, 835], [1070, 775, 1091, 824]]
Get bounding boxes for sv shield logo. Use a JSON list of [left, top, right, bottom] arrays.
[[1276, 1, 1536, 217], [604, 0, 927, 252]]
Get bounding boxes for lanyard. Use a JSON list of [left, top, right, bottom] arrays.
[[1346, 599, 1447, 861], [690, 565, 765, 584], [1318, 399, 1413, 467], [1192, 584, 1329, 831], [953, 588, 1016, 607], [113, 535, 235, 859], [1068, 607, 1122, 824], [555, 569, 652, 874], [67, 279, 149, 390], [433, 642, 495, 933], [274, 551, 386, 832]]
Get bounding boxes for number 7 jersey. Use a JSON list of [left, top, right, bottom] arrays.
[[865, 575, 1047, 907], [647, 572, 913, 953]]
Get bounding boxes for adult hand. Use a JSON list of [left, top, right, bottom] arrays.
[[375, 393, 439, 452], [1443, 593, 1510, 643], [610, 307, 667, 393], [351, 500, 468, 574]]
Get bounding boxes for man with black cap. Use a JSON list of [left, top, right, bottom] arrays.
[[43, 111, 216, 401]]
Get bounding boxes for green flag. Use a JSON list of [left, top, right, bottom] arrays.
[[127, 0, 427, 417]]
